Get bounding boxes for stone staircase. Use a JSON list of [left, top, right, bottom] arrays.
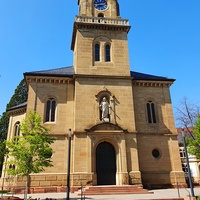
[[139, 199, 184, 200], [75, 185, 186, 200], [77, 185, 152, 195]]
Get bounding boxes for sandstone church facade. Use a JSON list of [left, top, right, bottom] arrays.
[[2, 0, 186, 191]]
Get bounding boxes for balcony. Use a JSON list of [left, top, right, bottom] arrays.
[[75, 15, 129, 26]]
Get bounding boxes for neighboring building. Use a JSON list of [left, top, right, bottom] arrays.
[[177, 128, 200, 184], [1, 0, 185, 192]]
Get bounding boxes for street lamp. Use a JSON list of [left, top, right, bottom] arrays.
[[181, 128, 195, 197], [66, 128, 72, 200]]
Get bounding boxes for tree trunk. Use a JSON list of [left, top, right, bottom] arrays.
[[24, 175, 30, 200]]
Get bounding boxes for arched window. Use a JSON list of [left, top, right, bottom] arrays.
[[95, 43, 100, 61], [9, 164, 16, 171], [105, 44, 111, 62], [146, 101, 156, 123], [98, 13, 104, 23], [98, 13, 104, 18], [45, 98, 57, 122], [14, 122, 20, 137]]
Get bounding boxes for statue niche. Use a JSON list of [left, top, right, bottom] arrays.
[[99, 96, 110, 122]]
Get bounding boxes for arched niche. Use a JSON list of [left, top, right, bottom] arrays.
[[95, 88, 113, 122]]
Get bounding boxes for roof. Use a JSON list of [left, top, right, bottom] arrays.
[[7, 101, 27, 112], [24, 66, 174, 81], [130, 71, 175, 81], [10, 67, 174, 112], [24, 66, 75, 77]]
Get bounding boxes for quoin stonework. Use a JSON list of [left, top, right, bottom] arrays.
[[1, 0, 186, 193]]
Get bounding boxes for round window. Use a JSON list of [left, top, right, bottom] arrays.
[[152, 149, 161, 159]]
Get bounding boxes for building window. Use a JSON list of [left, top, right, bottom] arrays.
[[105, 44, 111, 62], [45, 98, 56, 122], [98, 13, 104, 18], [95, 43, 100, 61], [98, 13, 104, 23], [180, 148, 189, 175], [152, 149, 161, 159], [93, 37, 111, 64], [180, 149, 186, 158], [14, 122, 20, 137], [9, 164, 15, 170], [182, 163, 188, 173], [146, 101, 156, 123]]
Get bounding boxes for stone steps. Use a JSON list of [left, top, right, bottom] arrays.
[[141, 199, 184, 200], [76, 186, 186, 200], [78, 185, 152, 195]]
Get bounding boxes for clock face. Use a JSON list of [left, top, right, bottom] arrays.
[[94, 0, 108, 11]]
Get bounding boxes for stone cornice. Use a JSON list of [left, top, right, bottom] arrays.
[[25, 75, 173, 87], [132, 80, 174, 88], [74, 74, 132, 80], [25, 76, 74, 85], [8, 107, 26, 116], [136, 131, 176, 135]]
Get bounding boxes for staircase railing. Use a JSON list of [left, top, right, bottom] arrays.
[[176, 182, 191, 200]]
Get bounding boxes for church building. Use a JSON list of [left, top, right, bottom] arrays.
[[2, 0, 186, 192]]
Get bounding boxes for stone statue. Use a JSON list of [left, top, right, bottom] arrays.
[[99, 97, 110, 121]]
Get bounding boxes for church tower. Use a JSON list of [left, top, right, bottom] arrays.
[[71, 0, 131, 76], [70, 0, 139, 186]]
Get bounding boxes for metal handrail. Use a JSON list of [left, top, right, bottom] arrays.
[[177, 182, 191, 200]]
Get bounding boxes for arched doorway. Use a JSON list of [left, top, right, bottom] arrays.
[[96, 141, 116, 185]]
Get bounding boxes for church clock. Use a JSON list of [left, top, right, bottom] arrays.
[[94, 0, 108, 11]]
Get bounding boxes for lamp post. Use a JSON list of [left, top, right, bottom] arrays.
[[181, 128, 195, 197], [66, 128, 72, 200]]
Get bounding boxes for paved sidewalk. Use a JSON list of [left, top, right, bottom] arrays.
[[2, 188, 200, 199]]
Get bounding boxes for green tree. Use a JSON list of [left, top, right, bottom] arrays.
[[6, 79, 28, 109], [5, 111, 56, 200], [0, 113, 9, 174], [186, 115, 200, 159], [0, 141, 7, 173], [0, 79, 28, 175]]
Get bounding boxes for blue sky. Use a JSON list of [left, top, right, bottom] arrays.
[[0, 0, 200, 119]]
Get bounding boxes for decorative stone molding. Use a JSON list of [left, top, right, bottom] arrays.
[[132, 80, 173, 88], [26, 77, 73, 84]]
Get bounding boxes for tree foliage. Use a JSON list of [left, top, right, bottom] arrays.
[[5, 111, 56, 200], [186, 115, 200, 159], [6, 79, 28, 109], [0, 141, 7, 173], [0, 113, 9, 175], [5, 111, 56, 177], [0, 79, 28, 174]]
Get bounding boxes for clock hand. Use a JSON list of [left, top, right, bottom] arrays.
[[96, 3, 106, 6]]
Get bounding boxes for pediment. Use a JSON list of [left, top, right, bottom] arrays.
[[85, 122, 128, 133]]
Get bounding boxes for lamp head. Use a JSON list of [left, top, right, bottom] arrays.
[[68, 128, 72, 137], [181, 127, 185, 137]]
